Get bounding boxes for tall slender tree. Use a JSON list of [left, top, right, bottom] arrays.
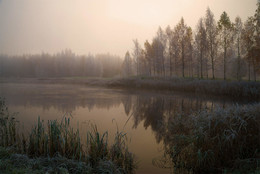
[[186, 27, 194, 77], [172, 26, 181, 76], [144, 40, 153, 76], [156, 27, 167, 77], [132, 39, 142, 76], [174, 17, 188, 77], [205, 7, 218, 79], [254, 0, 260, 76], [122, 51, 132, 77], [234, 16, 243, 81], [195, 18, 207, 78], [242, 17, 255, 81], [166, 25, 174, 76], [218, 11, 233, 80]]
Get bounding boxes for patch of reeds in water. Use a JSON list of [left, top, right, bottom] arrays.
[[159, 103, 260, 173], [0, 98, 136, 173]]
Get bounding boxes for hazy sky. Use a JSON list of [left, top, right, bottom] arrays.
[[0, 0, 257, 57]]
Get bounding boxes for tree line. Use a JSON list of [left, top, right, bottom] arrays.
[[0, 2, 259, 80], [0, 49, 122, 78], [122, 2, 260, 81]]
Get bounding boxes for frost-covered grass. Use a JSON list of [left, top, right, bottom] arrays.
[[105, 77, 260, 100], [0, 98, 136, 174], [160, 103, 260, 173]]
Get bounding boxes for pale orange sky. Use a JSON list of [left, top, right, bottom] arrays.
[[0, 0, 257, 57]]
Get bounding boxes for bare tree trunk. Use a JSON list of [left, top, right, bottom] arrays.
[[170, 52, 172, 76], [175, 55, 177, 76], [200, 49, 203, 79], [189, 58, 191, 78], [182, 42, 185, 78], [224, 38, 227, 80], [162, 56, 165, 77], [169, 52, 172, 77], [237, 38, 241, 81], [197, 56, 200, 78], [253, 62, 257, 82], [148, 61, 152, 77], [254, 68, 256, 82], [211, 53, 215, 79], [191, 53, 193, 78], [206, 58, 208, 79], [237, 56, 241, 81], [153, 58, 155, 76], [248, 62, 251, 81]]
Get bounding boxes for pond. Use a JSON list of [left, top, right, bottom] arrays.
[[0, 83, 248, 174]]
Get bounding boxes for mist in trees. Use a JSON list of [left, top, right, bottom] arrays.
[[0, 49, 122, 78], [122, 2, 260, 81], [1, 3, 259, 81]]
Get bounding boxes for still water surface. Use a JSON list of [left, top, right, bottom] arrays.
[[0, 83, 246, 174]]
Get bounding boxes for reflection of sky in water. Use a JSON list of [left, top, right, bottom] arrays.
[[0, 83, 246, 174]]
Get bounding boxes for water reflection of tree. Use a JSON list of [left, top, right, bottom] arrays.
[[3, 84, 236, 145], [131, 96, 166, 143], [127, 95, 220, 143], [125, 93, 234, 172], [1, 84, 238, 117], [122, 95, 133, 116]]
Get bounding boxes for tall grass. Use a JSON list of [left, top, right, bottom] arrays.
[[0, 99, 19, 148], [0, 98, 136, 173], [160, 103, 260, 173]]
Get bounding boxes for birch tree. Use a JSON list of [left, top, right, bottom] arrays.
[[122, 51, 132, 77], [218, 11, 233, 80], [195, 18, 207, 78], [242, 17, 255, 81], [234, 16, 243, 80], [205, 7, 218, 79], [132, 39, 142, 76]]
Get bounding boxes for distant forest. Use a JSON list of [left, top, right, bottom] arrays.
[[0, 50, 122, 78], [0, 2, 260, 81]]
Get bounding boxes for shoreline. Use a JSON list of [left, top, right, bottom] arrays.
[[1, 77, 260, 100]]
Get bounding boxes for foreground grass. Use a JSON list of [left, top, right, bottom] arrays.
[[158, 103, 260, 173], [0, 98, 136, 174]]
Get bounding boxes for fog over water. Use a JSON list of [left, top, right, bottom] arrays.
[[0, 1, 259, 172], [0, 83, 249, 173]]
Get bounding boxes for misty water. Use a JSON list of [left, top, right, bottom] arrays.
[[0, 83, 249, 174]]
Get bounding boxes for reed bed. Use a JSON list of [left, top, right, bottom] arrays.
[[161, 103, 260, 173], [0, 98, 136, 173]]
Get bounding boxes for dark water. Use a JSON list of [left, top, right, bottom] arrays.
[[0, 83, 247, 174]]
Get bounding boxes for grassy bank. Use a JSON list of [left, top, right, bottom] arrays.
[[1, 77, 260, 100], [105, 77, 260, 100], [0, 98, 136, 174], [159, 103, 260, 173]]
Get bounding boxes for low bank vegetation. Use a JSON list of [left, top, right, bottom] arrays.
[[160, 103, 260, 173], [0, 98, 136, 174], [106, 77, 260, 100], [1, 77, 259, 100]]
